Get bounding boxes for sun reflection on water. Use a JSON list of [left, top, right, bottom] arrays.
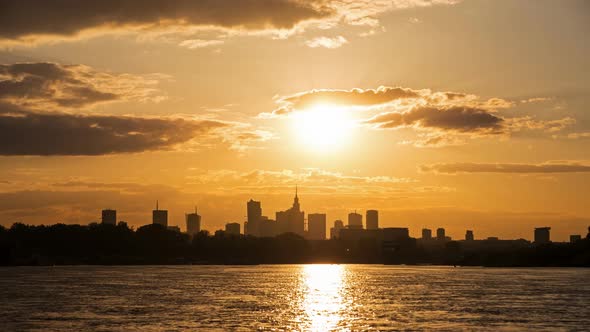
[[299, 264, 347, 331]]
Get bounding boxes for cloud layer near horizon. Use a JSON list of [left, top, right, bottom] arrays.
[[420, 161, 590, 174]]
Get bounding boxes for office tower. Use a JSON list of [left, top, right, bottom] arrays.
[[186, 207, 201, 236], [436, 228, 446, 240], [246, 199, 262, 236], [152, 201, 168, 228], [225, 222, 241, 236], [275, 187, 305, 236], [348, 211, 363, 229], [422, 228, 432, 240], [366, 210, 379, 230], [308, 213, 327, 240], [330, 220, 344, 239], [101, 209, 116, 225], [465, 230, 474, 241], [534, 227, 551, 244]]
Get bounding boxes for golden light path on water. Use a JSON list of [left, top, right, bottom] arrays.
[[299, 264, 347, 331]]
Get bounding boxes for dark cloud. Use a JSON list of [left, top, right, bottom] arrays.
[[0, 104, 228, 155], [366, 106, 504, 134], [420, 162, 590, 174], [0, 0, 332, 41], [0, 62, 160, 109]]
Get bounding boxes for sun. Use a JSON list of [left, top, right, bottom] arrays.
[[292, 104, 354, 151]]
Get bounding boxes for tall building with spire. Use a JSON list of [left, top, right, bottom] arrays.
[[152, 200, 168, 227], [186, 206, 201, 236], [276, 186, 305, 236]]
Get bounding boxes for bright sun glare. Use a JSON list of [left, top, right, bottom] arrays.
[[292, 104, 354, 151]]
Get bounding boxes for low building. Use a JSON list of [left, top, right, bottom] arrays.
[[225, 222, 241, 236]]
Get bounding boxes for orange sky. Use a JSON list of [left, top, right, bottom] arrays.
[[0, 0, 589, 241]]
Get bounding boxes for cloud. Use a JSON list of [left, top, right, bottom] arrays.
[[305, 36, 348, 48], [0, 1, 463, 46], [0, 104, 228, 155], [264, 85, 574, 146], [365, 105, 505, 134], [0, 62, 164, 109], [0, 0, 333, 43], [263, 86, 422, 117], [420, 161, 590, 174], [178, 39, 224, 49]]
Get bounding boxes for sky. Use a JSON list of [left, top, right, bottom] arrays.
[[0, 0, 589, 241]]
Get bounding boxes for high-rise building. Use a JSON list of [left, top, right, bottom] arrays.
[[308, 213, 326, 240], [101, 209, 116, 225], [246, 199, 262, 236], [436, 228, 446, 240], [366, 210, 379, 230], [465, 230, 474, 241], [330, 220, 344, 239], [348, 211, 363, 229], [422, 228, 432, 240], [276, 187, 305, 236], [534, 227, 551, 244], [186, 207, 201, 236], [152, 201, 168, 228], [225, 222, 241, 236]]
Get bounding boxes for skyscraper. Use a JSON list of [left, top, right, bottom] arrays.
[[225, 222, 241, 236], [436, 228, 446, 240], [422, 228, 432, 240], [246, 199, 262, 236], [101, 209, 116, 225], [348, 211, 363, 229], [534, 227, 551, 244], [186, 207, 201, 236], [152, 201, 168, 228], [465, 230, 474, 241], [276, 187, 305, 236], [330, 220, 344, 239], [366, 210, 378, 230], [308, 213, 326, 240]]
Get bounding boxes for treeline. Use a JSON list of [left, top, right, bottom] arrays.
[[0, 222, 589, 266]]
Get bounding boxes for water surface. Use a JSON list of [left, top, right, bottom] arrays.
[[0, 265, 588, 331]]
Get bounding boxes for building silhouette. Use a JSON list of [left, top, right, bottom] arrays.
[[186, 207, 201, 236], [465, 230, 474, 241], [570, 235, 582, 243], [308, 213, 327, 240], [366, 210, 379, 230], [348, 211, 363, 229], [246, 199, 262, 237], [101, 209, 116, 225], [534, 227, 551, 244], [152, 201, 168, 228], [436, 228, 446, 240], [422, 228, 432, 240], [225, 222, 241, 236], [276, 187, 305, 236], [167, 225, 180, 232], [330, 220, 344, 239], [259, 216, 278, 237]]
